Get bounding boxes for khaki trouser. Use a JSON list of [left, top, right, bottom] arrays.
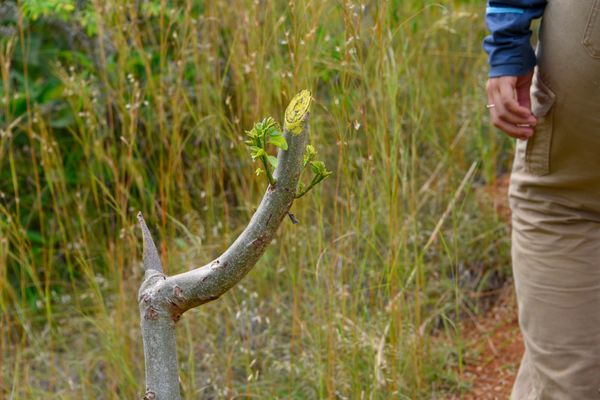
[[509, 0, 600, 398]]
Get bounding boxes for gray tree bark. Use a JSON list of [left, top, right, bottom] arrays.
[[137, 91, 312, 400]]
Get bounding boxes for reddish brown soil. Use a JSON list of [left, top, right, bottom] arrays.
[[455, 174, 523, 399], [456, 288, 523, 399]]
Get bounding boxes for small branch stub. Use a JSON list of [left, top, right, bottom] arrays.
[[137, 212, 163, 273], [143, 391, 156, 400]]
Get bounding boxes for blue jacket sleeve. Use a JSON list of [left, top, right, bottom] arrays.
[[483, 0, 547, 77]]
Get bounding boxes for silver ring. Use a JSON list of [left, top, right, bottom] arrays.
[[485, 104, 496, 109]]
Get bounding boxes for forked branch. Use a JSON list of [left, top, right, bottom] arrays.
[[137, 90, 312, 400]]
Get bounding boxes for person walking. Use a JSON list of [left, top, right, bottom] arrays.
[[484, 0, 600, 398]]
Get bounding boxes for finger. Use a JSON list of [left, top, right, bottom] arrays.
[[492, 89, 533, 126], [491, 116, 534, 139], [486, 83, 496, 111], [491, 90, 522, 125], [486, 86, 502, 127], [498, 84, 535, 123], [516, 81, 535, 122]]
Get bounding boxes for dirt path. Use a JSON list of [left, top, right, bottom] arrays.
[[455, 287, 523, 399], [449, 173, 523, 399]]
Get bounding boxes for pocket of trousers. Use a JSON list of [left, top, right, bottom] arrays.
[[525, 75, 556, 176], [583, 0, 600, 59]]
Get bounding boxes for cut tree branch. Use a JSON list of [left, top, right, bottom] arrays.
[[137, 90, 312, 399]]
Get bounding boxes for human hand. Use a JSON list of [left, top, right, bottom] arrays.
[[486, 70, 537, 140]]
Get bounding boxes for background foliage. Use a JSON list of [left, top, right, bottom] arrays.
[[1, 0, 513, 398]]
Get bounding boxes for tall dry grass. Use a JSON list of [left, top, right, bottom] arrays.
[[0, 0, 512, 398]]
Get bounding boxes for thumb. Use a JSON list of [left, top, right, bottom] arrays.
[[516, 83, 532, 112], [515, 72, 534, 113]]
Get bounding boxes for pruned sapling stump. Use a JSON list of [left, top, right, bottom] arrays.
[[137, 91, 329, 399]]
